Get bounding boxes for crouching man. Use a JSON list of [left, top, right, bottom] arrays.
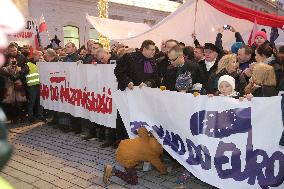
[[103, 127, 167, 185]]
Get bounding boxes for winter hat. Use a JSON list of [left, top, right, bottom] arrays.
[[254, 31, 268, 41], [218, 75, 235, 92], [175, 71, 192, 91], [231, 42, 244, 54], [204, 43, 219, 53]]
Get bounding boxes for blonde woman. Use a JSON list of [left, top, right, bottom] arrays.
[[207, 54, 247, 95], [244, 63, 277, 97]]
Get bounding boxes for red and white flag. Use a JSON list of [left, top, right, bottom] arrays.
[[248, 18, 258, 46], [39, 14, 47, 33]]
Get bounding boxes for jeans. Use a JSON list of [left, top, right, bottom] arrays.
[[27, 85, 42, 119]]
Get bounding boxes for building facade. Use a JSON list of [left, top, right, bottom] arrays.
[[14, 0, 178, 48], [12, 0, 284, 48], [230, 0, 284, 15]]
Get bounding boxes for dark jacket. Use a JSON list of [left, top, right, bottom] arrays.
[[161, 64, 188, 91], [114, 51, 159, 91], [207, 69, 247, 95], [184, 60, 205, 85], [63, 53, 81, 62], [157, 56, 170, 81], [252, 86, 278, 97], [199, 59, 218, 93]]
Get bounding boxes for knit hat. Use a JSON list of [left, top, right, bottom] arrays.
[[175, 71, 192, 91], [254, 31, 268, 41], [218, 75, 235, 92], [231, 42, 244, 54]]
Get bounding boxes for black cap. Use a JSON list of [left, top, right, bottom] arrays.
[[204, 43, 218, 53]]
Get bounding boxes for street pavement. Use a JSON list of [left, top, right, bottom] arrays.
[[0, 122, 215, 189]]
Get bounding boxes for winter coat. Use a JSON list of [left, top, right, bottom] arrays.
[[114, 51, 159, 91], [252, 86, 278, 97], [115, 127, 167, 174], [63, 53, 81, 62]]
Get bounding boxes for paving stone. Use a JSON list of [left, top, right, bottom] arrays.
[[60, 166, 78, 174], [37, 173, 59, 182], [73, 171, 94, 180], [54, 171, 76, 181], [52, 178, 74, 189], [13, 181, 34, 189], [5, 123, 213, 189], [69, 177, 93, 188], [32, 180, 55, 189]]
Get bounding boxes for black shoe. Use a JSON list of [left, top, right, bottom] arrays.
[[82, 134, 96, 141], [74, 129, 82, 134], [280, 131, 284, 146], [61, 126, 72, 133], [101, 142, 112, 148], [28, 118, 36, 124], [48, 120, 57, 126]]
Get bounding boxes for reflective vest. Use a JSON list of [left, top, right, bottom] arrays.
[[0, 177, 15, 189], [26, 62, 40, 86]]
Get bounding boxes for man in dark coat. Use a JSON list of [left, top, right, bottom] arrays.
[[156, 39, 179, 83], [115, 40, 159, 90], [61, 42, 82, 134], [63, 42, 81, 62], [199, 42, 223, 93], [114, 40, 158, 143]]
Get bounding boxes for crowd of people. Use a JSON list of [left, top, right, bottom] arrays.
[[1, 25, 284, 186]]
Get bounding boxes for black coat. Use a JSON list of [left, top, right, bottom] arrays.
[[252, 86, 278, 97], [157, 56, 170, 81], [184, 60, 205, 85], [63, 53, 81, 62], [199, 59, 219, 93], [162, 65, 187, 91], [114, 51, 159, 91]]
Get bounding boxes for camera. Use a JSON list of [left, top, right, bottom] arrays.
[[223, 25, 231, 30]]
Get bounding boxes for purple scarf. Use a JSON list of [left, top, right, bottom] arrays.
[[144, 60, 153, 74]]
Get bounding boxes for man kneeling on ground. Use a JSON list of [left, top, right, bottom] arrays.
[[103, 127, 167, 185]]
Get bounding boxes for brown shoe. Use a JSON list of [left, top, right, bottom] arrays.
[[103, 165, 113, 185]]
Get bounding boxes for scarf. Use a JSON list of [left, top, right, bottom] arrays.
[[144, 60, 153, 74], [205, 59, 216, 71]]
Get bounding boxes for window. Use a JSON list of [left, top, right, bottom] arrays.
[[89, 28, 99, 42], [63, 26, 80, 48]]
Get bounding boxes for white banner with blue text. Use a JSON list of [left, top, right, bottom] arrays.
[[113, 87, 284, 189]]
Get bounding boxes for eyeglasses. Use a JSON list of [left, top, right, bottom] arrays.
[[169, 56, 179, 62]]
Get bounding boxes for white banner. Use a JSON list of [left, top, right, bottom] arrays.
[[8, 18, 37, 47], [113, 87, 284, 189], [38, 62, 117, 128]]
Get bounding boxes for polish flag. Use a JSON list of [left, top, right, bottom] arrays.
[[39, 14, 47, 33], [248, 18, 258, 46]]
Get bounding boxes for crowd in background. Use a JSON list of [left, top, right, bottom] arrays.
[[1, 25, 284, 186]]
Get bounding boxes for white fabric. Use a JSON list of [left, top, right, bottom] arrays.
[[93, 0, 284, 49], [113, 87, 284, 189], [86, 15, 151, 40], [38, 62, 118, 128], [205, 60, 215, 71]]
